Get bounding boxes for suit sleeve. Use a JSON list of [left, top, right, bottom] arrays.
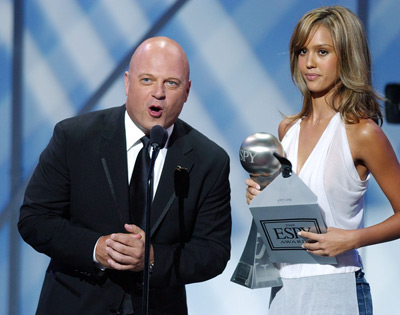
[[18, 122, 101, 273], [150, 150, 231, 288]]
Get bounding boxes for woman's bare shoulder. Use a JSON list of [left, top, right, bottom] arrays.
[[345, 118, 383, 144], [278, 117, 298, 141], [345, 118, 388, 160]]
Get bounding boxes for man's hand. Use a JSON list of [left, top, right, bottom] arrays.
[[95, 234, 114, 268], [95, 224, 154, 272]]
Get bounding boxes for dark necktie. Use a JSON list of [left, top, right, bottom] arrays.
[[129, 136, 150, 229]]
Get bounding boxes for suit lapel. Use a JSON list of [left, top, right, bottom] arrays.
[[98, 106, 130, 227], [96, 113, 194, 234], [150, 120, 193, 236]]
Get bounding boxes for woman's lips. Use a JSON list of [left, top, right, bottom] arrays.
[[306, 73, 319, 81]]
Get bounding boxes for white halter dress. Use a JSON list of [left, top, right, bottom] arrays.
[[269, 113, 369, 314]]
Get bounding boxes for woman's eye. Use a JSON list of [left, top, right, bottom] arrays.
[[299, 49, 307, 55]]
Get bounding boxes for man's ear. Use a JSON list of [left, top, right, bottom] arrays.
[[184, 80, 192, 102], [124, 71, 130, 96]]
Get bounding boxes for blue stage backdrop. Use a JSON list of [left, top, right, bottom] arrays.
[[1, 0, 399, 314]]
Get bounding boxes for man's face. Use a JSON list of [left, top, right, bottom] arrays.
[[124, 39, 191, 135]]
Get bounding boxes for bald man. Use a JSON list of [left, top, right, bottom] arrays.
[[19, 37, 231, 315]]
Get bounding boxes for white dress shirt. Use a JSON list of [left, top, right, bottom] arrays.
[[125, 110, 173, 195]]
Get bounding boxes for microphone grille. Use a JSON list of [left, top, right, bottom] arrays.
[[150, 125, 168, 148]]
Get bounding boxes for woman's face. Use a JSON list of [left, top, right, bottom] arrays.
[[298, 25, 339, 98]]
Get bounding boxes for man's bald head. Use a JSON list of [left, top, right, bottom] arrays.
[[129, 36, 190, 82], [124, 36, 191, 134]]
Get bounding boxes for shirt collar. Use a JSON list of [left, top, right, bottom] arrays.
[[125, 110, 174, 151]]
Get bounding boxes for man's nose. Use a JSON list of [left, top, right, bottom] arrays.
[[152, 82, 166, 99]]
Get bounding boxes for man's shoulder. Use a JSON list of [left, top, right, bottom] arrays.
[[51, 105, 125, 142], [60, 105, 124, 126], [174, 119, 228, 158]]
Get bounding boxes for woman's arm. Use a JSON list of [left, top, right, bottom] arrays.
[[301, 119, 400, 256]]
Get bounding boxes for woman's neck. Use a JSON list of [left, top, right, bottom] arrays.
[[308, 96, 337, 126]]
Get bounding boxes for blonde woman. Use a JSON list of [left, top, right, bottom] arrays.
[[246, 6, 400, 314]]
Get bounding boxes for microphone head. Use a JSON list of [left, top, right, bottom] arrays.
[[150, 125, 168, 149]]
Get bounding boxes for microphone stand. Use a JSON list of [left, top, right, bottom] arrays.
[[142, 144, 161, 315]]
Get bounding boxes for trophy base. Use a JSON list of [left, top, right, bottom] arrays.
[[231, 221, 282, 289]]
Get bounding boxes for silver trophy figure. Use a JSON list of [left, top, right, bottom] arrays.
[[231, 132, 285, 289], [239, 132, 284, 189]]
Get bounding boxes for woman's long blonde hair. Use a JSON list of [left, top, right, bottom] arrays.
[[289, 6, 382, 125]]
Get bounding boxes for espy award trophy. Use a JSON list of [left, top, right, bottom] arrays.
[[231, 132, 336, 289], [231, 132, 284, 289]]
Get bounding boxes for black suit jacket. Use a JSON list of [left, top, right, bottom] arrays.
[[18, 105, 231, 315]]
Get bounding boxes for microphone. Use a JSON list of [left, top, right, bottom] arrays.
[[142, 125, 167, 315], [149, 125, 168, 150]]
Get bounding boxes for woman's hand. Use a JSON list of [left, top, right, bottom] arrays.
[[245, 178, 261, 205], [299, 227, 359, 257]]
